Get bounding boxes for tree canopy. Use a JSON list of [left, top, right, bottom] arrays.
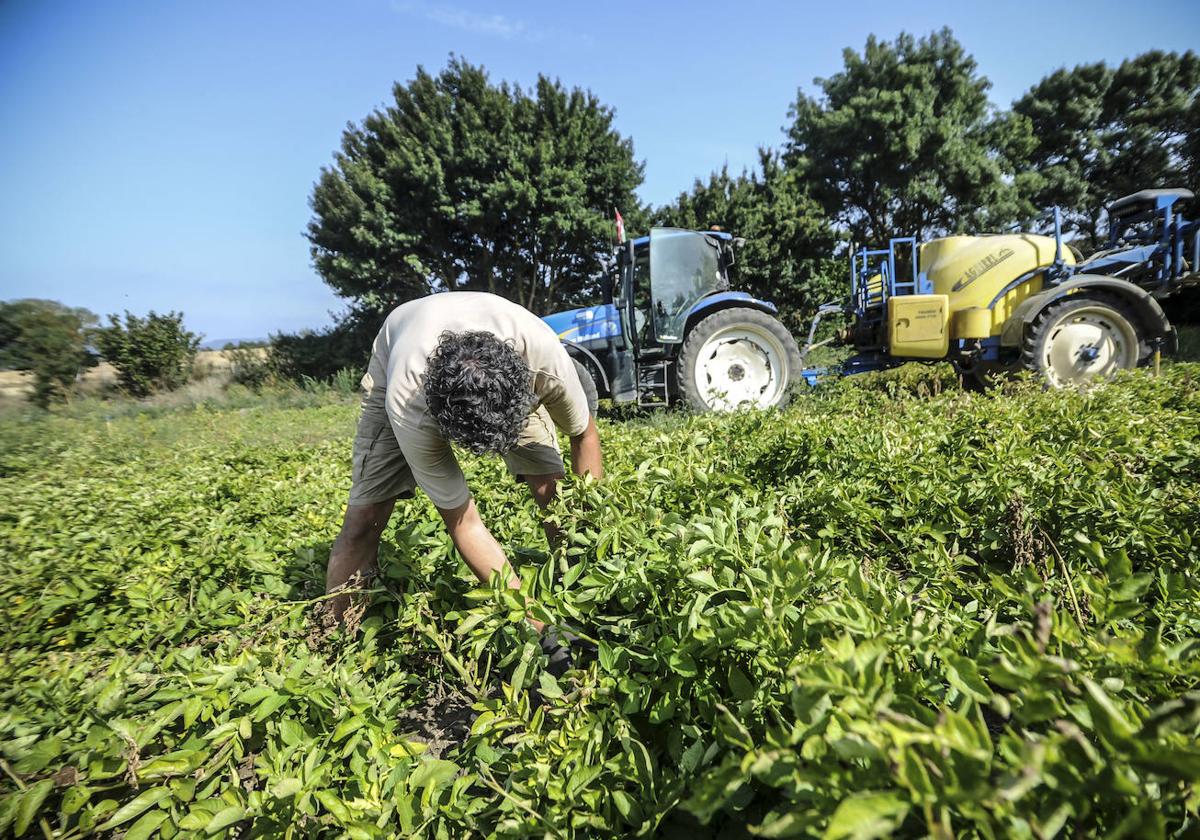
[[654, 152, 843, 328], [301, 43, 1199, 351], [0, 299, 97, 407], [1011, 50, 1200, 245], [307, 57, 644, 318], [92, 310, 201, 397], [783, 29, 1026, 247]]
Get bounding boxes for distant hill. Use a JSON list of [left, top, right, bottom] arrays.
[[200, 338, 267, 350]]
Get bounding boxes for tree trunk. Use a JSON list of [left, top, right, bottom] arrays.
[[544, 264, 561, 316]]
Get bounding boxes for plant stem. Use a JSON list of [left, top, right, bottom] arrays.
[[1038, 525, 1085, 626]]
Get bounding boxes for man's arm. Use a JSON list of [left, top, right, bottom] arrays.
[[569, 416, 603, 479], [437, 497, 544, 631], [437, 497, 513, 585]]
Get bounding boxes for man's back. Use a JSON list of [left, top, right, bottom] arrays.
[[362, 292, 568, 431]]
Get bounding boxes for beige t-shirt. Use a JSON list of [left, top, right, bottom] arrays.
[[360, 292, 590, 509]]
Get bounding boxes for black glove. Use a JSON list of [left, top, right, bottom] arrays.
[[540, 626, 575, 678]]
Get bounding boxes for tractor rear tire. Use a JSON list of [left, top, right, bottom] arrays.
[[677, 307, 802, 411], [572, 359, 599, 417], [1022, 294, 1142, 388]]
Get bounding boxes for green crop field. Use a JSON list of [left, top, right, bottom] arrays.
[[2, 365, 1200, 839]]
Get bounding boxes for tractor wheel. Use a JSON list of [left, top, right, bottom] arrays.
[[572, 359, 599, 417], [1022, 295, 1142, 388], [677, 308, 802, 411]]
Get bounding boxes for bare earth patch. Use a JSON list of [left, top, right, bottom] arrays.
[[395, 682, 476, 759]]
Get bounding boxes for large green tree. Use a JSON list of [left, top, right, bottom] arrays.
[[784, 29, 1025, 246], [0, 299, 97, 407], [307, 57, 644, 317], [655, 152, 843, 331], [1011, 50, 1200, 246]]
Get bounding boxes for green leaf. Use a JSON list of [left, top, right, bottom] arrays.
[[98, 786, 172, 831], [610, 788, 642, 824], [409, 759, 459, 791], [1130, 747, 1200, 780], [14, 737, 62, 774], [1111, 573, 1153, 603], [728, 666, 754, 700], [314, 790, 351, 823], [1082, 677, 1136, 744], [178, 801, 219, 830], [454, 613, 488, 635], [271, 778, 303, 799], [537, 671, 563, 699], [943, 653, 992, 701], [60, 784, 91, 816], [279, 718, 304, 746], [755, 810, 811, 838], [14, 780, 54, 837], [823, 791, 910, 840], [138, 750, 203, 779], [680, 738, 706, 774], [332, 716, 365, 742], [253, 692, 289, 721], [236, 685, 274, 705], [669, 649, 699, 677], [182, 696, 204, 729], [897, 750, 936, 800], [624, 737, 655, 796], [124, 809, 169, 840], [205, 805, 246, 834], [510, 641, 538, 691]]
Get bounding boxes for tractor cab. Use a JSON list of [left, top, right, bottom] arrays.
[[612, 227, 736, 349], [543, 226, 801, 410]]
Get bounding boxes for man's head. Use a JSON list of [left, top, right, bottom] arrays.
[[422, 330, 535, 455]]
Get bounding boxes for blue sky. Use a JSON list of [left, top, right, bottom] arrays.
[[1, 0, 1196, 341]]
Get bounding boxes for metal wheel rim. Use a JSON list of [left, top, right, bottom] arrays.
[[693, 324, 788, 409], [1040, 305, 1138, 388]]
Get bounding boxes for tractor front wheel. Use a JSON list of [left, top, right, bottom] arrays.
[[1022, 295, 1142, 388], [677, 308, 802, 411]]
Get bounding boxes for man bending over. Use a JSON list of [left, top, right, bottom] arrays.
[[326, 291, 603, 637]]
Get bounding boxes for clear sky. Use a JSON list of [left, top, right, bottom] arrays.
[[1, 0, 1197, 342]]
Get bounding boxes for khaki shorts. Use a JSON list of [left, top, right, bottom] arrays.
[[346, 405, 565, 506]]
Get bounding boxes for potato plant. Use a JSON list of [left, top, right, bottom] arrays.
[[1, 365, 1199, 838]]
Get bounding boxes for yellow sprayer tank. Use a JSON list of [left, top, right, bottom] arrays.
[[887, 233, 1074, 358], [924, 234, 1075, 338]]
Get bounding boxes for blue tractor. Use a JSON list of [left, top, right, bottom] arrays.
[[542, 227, 803, 412]]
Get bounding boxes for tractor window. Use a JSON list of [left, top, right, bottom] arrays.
[[648, 228, 722, 343], [632, 249, 652, 345]]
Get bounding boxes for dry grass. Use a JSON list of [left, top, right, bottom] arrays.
[[0, 349, 260, 404]]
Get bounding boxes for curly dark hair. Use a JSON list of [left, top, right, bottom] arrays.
[[422, 330, 535, 455]]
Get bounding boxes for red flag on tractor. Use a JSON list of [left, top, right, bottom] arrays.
[[614, 208, 625, 244]]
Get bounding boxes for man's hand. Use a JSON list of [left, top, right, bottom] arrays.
[[569, 416, 603, 479]]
